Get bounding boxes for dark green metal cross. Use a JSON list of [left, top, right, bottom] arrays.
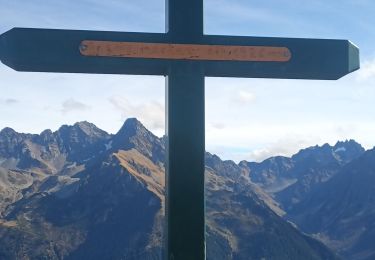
[[0, 0, 359, 259]]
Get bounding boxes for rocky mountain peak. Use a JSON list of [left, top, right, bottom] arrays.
[[0, 127, 17, 136], [57, 121, 108, 140], [292, 143, 332, 161], [57, 122, 109, 147], [73, 121, 108, 138], [332, 139, 365, 163], [0, 127, 27, 157], [113, 118, 150, 147], [286, 147, 375, 259], [51, 122, 109, 163], [333, 139, 359, 147], [112, 118, 164, 164], [40, 129, 53, 136], [206, 152, 245, 183], [289, 142, 357, 168], [115, 118, 147, 138], [38, 129, 54, 144], [290, 140, 364, 165], [354, 147, 375, 168]]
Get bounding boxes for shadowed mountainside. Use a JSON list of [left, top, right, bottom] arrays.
[[239, 140, 375, 260], [286, 148, 375, 260]]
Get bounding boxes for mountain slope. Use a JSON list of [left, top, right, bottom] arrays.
[[0, 119, 338, 259], [286, 148, 375, 260], [205, 153, 338, 260], [0, 122, 111, 218], [240, 140, 365, 210], [0, 121, 110, 174]]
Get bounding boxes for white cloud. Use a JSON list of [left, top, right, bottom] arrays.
[[109, 96, 164, 133], [357, 58, 375, 81], [1, 98, 18, 105], [209, 122, 227, 130], [206, 121, 375, 163], [61, 98, 90, 114], [206, 124, 321, 162], [246, 136, 320, 162], [234, 90, 256, 104]]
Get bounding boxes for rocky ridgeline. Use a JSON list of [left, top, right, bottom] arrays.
[[1, 119, 372, 259]]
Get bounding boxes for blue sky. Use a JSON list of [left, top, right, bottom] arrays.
[[1, 0, 375, 162]]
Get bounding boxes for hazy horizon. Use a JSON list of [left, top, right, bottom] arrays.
[[1, 117, 372, 163]]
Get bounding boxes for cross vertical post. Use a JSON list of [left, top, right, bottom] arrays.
[[165, 1, 206, 259], [166, 64, 205, 260]]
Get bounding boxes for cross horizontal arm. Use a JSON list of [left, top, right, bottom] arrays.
[[0, 28, 169, 76], [1, 28, 359, 79], [204, 35, 359, 80]]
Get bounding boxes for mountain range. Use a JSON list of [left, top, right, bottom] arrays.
[[0, 118, 373, 259], [239, 139, 375, 260]]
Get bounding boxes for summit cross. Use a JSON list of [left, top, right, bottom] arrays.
[[0, 0, 359, 259]]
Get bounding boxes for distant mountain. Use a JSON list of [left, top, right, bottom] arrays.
[[240, 140, 365, 210], [0, 121, 110, 172], [240, 140, 375, 259], [0, 119, 337, 260], [0, 121, 111, 218], [204, 153, 337, 260], [286, 148, 375, 260]]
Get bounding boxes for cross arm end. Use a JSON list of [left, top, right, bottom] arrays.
[[0, 30, 5, 64], [347, 40, 360, 74]]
